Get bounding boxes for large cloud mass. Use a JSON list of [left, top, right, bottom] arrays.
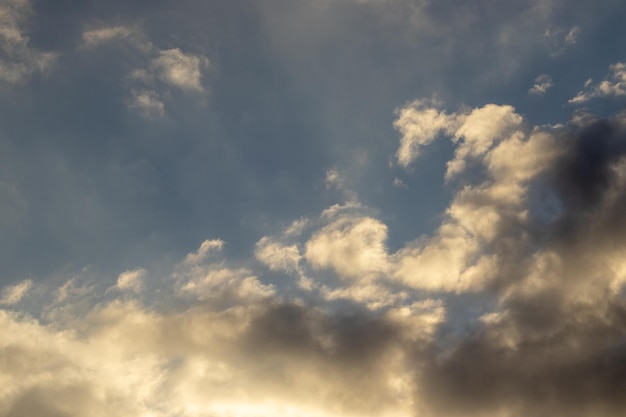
[[3, 0, 626, 416], [4, 105, 626, 417]]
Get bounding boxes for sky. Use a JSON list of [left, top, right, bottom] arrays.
[[1, 0, 626, 416]]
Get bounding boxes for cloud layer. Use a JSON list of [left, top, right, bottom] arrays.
[[4, 104, 626, 417], [2, 0, 626, 416]]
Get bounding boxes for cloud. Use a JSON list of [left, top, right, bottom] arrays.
[[0, 240, 444, 417], [410, 111, 626, 417], [78, 25, 209, 117], [544, 25, 581, 57], [128, 89, 165, 118], [394, 100, 524, 179], [255, 236, 302, 274], [0, 0, 56, 84], [81, 26, 140, 48], [4, 108, 626, 417], [151, 48, 209, 93], [0, 279, 32, 305], [115, 269, 145, 293], [305, 214, 390, 282], [528, 73, 554, 95], [394, 98, 460, 168], [570, 62, 626, 103]]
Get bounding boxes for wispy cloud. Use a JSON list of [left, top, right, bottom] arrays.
[[79, 24, 209, 118], [0, 0, 56, 84], [570, 62, 626, 103], [529, 73, 554, 95], [0, 279, 32, 305]]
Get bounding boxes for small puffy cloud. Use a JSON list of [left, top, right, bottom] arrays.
[[305, 215, 390, 281], [0, 279, 32, 305], [115, 269, 145, 293], [528, 73, 554, 95], [78, 25, 209, 117], [128, 89, 165, 119], [151, 48, 209, 93], [0, 0, 56, 84], [255, 236, 302, 274], [394, 98, 460, 168], [570, 62, 626, 103]]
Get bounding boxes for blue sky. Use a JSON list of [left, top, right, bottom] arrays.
[[2, 1, 626, 416]]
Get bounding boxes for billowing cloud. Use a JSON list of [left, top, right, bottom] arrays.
[[394, 100, 524, 179], [570, 62, 626, 103], [0, 240, 444, 417], [3, 1, 626, 417]]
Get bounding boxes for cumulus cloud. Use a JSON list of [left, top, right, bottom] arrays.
[[5, 106, 626, 417], [0, 0, 56, 84], [0, 240, 444, 417], [305, 215, 390, 281], [529, 73, 554, 95], [394, 100, 524, 179], [570, 62, 626, 103]]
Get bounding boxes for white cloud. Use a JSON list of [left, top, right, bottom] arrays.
[[446, 104, 523, 179], [151, 48, 209, 93], [394, 98, 460, 168], [0, 279, 32, 305], [115, 269, 145, 293], [569, 62, 626, 103], [176, 239, 275, 304], [79, 25, 210, 117], [528, 73, 554, 95], [305, 215, 390, 281], [255, 236, 302, 274], [394, 101, 523, 178], [0, 0, 56, 84], [390, 100, 563, 292], [0, 237, 447, 417], [128, 89, 165, 119]]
